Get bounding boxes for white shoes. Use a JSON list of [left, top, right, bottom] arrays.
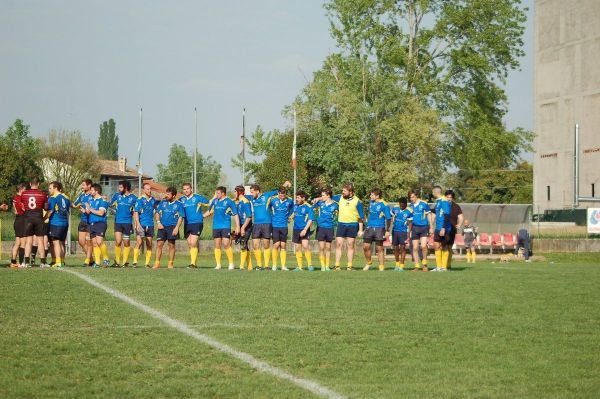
[[363, 265, 371, 271], [281, 266, 289, 271], [214, 265, 222, 270], [271, 266, 277, 271], [228, 264, 235, 270]]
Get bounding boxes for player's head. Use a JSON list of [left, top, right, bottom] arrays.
[[215, 186, 227, 199], [16, 183, 26, 194], [81, 179, 92, 192], [445, 189, 455, 201], [464, 218, 470, 226], [370, 188, 382, 201], [277, 187, 288, 201], [342, 183, 354, 199], [432, 185, 442, 198], [30, 177, 40, 188], [321, 188, 333, 201], [234, 185, 245, 200], [249, 184, 261, 199], [49, 181, 63, 194], [295, 190, 307, 205], [182, 183, 192, 196], [165, 186, 177, 201], [143, 182, 152, 197], [398, 197, 408, 210], [90, 183, 102, 196], [118, 180, 131, 194], [408, 190, 418, 203]]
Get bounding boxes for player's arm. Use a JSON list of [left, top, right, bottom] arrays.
[[357, 201, 365, 236], [173, 213, 184, 236], [457, 208, 464, 230], [203, 200, 215, 218], [89, 204, 106, 216], [240, 203, 252, 235], [440, 203, 450, 236], [384, 206, 392, 238], [155, 208, 163, 230], [230, 200, 240, 234]]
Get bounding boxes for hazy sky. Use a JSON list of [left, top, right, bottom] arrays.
[[0, 0, 534, 185]]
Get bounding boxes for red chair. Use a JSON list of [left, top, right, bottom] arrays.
[[502, 233, 516, 251], [491, 233, 503, 253], [454, 234, 465, 254], [478, 233, 492, 254]]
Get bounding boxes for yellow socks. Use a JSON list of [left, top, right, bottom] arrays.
[[100, 244, 109, 261], [441, 249, 450, 269], [395, 261, 400, 267], [240, 250, 248, 269], [347, 262, 353, 270], [145, 250, 152, 266], [378, 264, 384, 271], [247, 253, 253, 270], [190, 247, 198, 265], [271, 248, 278, 268], [93, 247, 101, 265], [304, 250, 312, 267], [325, 256, 330, 268], [254, 250, 263, 267], [225, 247, 234, 265], [319, 255, 325, 268], [84, 258, 91, 266], [296, 252, 303, 269], [133, 248, 140, 264], [471, 250, 476, 263], [55, 257, 62, 265], [280, 250, 286, 268], [264, 248, 271, 268], [123, 247, 130, 264], [114, 246, 121, 264], [214, 248, 222, 266], [435, 249, 442, 268]]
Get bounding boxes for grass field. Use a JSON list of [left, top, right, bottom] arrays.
[[1, 253, 599, 398]]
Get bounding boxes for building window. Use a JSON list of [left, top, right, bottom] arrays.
[[593, 184, 596, 198], [100, 176, 109, 186], [547, 186, 550, 201]]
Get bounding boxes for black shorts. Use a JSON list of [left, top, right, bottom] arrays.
[[292, 229, 312, 244], [137, 225, 155, 238], [434, 229, 453, 244], [49, 225, 68, 241], [77, 220, 90, 233], [114, 223, 133, 237], [14, 215, 27, 238], [272, 227, 288, 243], [25, 213, 45, 236], [363, 227, 385, 244], [392, 231, 408, 246], [316, 227, 334, 243], [464, 240, 475, 249], [89, 222, 107, 239], [157, 226, 179, 241], [184, 223, 204, 238], [336, 223, 359, 239], [411, 225, 429, 241], [252, 223, 272, 239], [446, 230, 456, 246], [212, 228, 231, 239]]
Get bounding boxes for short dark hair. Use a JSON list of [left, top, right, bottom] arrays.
[[16, 183, 26, 192], [342, 183, 354, 193], [250, 184, 261, 192], [119, 180, 132, 191], [166, 187, 177, 196], [296, 190, 307, 199], [445, 189, 455, 198], [216, 186, 227, 194], [182, 182, 192, 189], [91, 183, 102, 194], [50, 181, 63, 192], [278, 186, 287, 194], [371, 188, 382, 198], [408, 190, 417, 197], [143, 182, 151, 188], [234, 185, 245, 195], [398, 197, 408, 204], [30, 177, 40, 186], [321, 188, 333, 198], [81, 178, 93, 186]]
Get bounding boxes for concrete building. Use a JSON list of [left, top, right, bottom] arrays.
[[534, 0, 600, 212]]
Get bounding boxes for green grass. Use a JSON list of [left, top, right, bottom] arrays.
[[1, 254, 599, 398]]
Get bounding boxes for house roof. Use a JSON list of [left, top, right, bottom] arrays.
[[97, 159, 152, 179]]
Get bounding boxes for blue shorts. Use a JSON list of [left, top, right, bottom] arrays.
[[114, 223, 133, 237], [212, 228, 231, 239], [316, 227, 334, 243], [392, 231, 408, 246], [292, 229, 312, 244], [411, 225, 429, 241], [252, 223, 272, 239], [272, 227, 289, 243], [89, 222, 107, 239], [77, 220, 90, 233], [336, 223, 359, 238], [184, 222, 203, 238], [49, 225, 68, 241], [137, 225, 155, 238], [157, 226, 179, 241]]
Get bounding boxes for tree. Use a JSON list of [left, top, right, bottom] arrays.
[[0, 119, 42, 203], [157, 144, 222, 195], [39, 129, 100, 197], [97, 118, 118, 160]]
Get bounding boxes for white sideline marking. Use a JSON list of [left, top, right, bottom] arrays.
[[61, 269, 345, 399]]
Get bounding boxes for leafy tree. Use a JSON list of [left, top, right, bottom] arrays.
[[0, 119, 42, 203], [157, 144, 222, 195], [97, 118, 118, 160], [39, 129, 100, 197]]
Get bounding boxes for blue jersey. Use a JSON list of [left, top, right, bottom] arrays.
[[409, 200, 430, 227], [236, 196, 253, 226], [293, 203, 315, 230], [434, 197, 452, 231], [269, 197, 294, 228], [392, 206, 412, 233], [367, 200, 391, 228], [110, 193, 137, 224], [246, 190, 278, 225], [88, 196, 109, 224], [157, 199, 184, 227], [314, 200, 339, 229], [48, 193, 70, 227], [73, 192, 92, 222], [179, 194, 211, 224], [209, 197, 238, 230], [134, 195, 157, 227]]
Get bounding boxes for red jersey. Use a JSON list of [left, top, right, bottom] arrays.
[[21, 189, 48, 215], [12, 194, 25, 216]]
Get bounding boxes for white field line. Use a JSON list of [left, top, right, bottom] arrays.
[[61, 269, 345, 399], [61, 323, 307, 331]]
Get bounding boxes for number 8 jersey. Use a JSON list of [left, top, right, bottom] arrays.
[[21, 188, 48, 217]]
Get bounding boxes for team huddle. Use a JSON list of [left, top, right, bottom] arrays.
[[4, 177, 465, 272]]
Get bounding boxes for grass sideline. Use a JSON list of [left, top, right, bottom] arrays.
[[1, 254, 599, 398]]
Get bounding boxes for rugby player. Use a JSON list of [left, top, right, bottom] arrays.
[[234, 185, 254, 271], [332, 183, 364, 271], [72, 179, 94, 266], [21, 178, 48, 267], [362, 189, 391, 271], [431, 185, 452, 272], [179, 183, 211, 268], [291, 190, 314, 272], [110, 181, 137, 267], [154, 187, 184, 269], [9, 184, 26, 268], [313, 188, 338, 271], [390, 197, 412, 271], [133, 182, 157, 268], [408, 190, 432, 272], [84, 184, 110, 267], [204, 186, 240, 270], [46, 181, 70, 268], [268, 187, 294, 271]]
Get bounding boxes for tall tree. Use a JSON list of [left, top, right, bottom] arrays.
[[157, 144, 222, 195], [97, 118, 118, 160], [0, 119, 42, 203], [39, 129, 100, 197]]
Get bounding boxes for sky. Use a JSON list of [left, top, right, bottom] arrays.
[[0, 0, 534, 185]]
